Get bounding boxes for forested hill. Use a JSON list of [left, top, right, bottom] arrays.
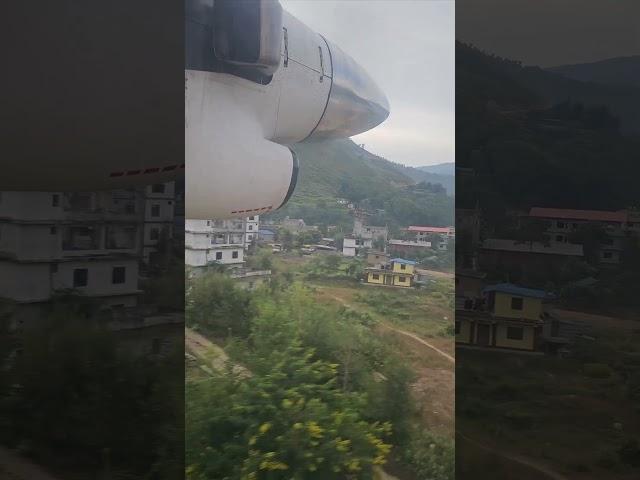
[[266, 138, 454, 229], [291, 138, 454, 198], [456, 41, 640, 213]]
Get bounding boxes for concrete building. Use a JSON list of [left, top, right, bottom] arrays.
[[406, 226, 455, 250], [245, 215, 259, 248], [142, 183, 176, 264], [0, 190, 144, 308], [529, 207, 627, 265], [343, 235, 371, 257], [353, 217, 388, 244], [185, 219, 245, 269], [388, 239, 432, 257]]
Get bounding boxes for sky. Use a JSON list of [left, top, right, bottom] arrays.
[[457, 0, 640, 67], [281, 0, 455, 168]]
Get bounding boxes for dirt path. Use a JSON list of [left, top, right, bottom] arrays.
[[415, 268, 454, 280], [317, 288, 455, 364], [457, 433, 570, 480], [0, 447, 61, 480], [380, 323, 455, 364], [186, 327, 249, 377]]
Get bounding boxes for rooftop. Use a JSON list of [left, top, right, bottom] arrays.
[[481, 238, 583, 256], [407, 226, 454, 234], [391, 258, 416, 265], [483, 283, 553, 300], [529, 207, 627, 223]]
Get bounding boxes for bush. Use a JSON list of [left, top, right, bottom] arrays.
[[403, 430, 454, 480], [584, 363, 613, 379]]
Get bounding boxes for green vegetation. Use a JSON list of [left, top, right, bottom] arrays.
[[266, 139, 454, 231], [186, 272, 453, 479], [0, 305, 183, 479]]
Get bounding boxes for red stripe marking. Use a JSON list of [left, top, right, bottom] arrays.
[[144, 167, 160, 174], [162, 165, 177, 171], [126, 170, 141, 176]]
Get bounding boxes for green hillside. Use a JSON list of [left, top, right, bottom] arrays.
[[265, 138, 454, 230]]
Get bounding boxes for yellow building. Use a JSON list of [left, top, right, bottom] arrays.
[[456, 284, 549, 351], [365, 258, 416, 288]]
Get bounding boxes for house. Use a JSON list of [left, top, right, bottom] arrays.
[[406, 225, 455, 250], [367, 251, 390, 269], [456, 283, 551, 351], [479, 238, 583, 282], [365, 258, 416, 288], [185, 219, 245, 268], [388, 239, 432, 256], [342, 235, 371, 257], [257, 228, 276, 243], [353, 217, 388, 244], [282, 217, 307, 233], [529, 207, 627, 265]]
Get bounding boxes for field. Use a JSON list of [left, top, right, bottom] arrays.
[[277, 253, 456, 438], [457, 309, 640, 479]]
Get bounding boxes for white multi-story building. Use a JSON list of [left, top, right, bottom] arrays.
[[185, 219, 245, 268], [342, 235, 371, 257], [245, 215, 259, 248], [0, 190, 144, 308], [142, 182, 176, 263]]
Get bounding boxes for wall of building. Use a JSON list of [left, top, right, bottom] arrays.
[[393, 274, 412, 287], [493, 292, 543, 321], [455, 319, 472, 343], [392, 263, 414, 275], [494, 323, 536, 350], [366, 272, 385, 285]]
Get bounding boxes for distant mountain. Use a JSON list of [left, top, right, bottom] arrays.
[[547, 55, 640, 89], [418, 162, 455, 176]]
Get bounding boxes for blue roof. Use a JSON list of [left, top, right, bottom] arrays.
[[483, 283, 551, 299], [391, 258, 416, 265]]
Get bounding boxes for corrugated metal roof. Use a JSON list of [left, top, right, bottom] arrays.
[[407, 226, 453, 234]]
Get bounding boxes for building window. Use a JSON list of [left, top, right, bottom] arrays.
[[73, 268, 88, 287], [399, 276, 407, 282], [151, 184, 165, 194], [206, 220, 211, 226], [506, 326, 524, 340], [151, 204, 160, 217], [112, 266, 126, 284], [249, 216, 255, 220], [150, 228, 160, 241], [372, 274, 380, 280], [52, 194, 60, 207], [216, 252, 223, 260], [511, 297, 524, 310], [50, 226, 57, 235], [455, 321, 460, 334], [248, 225, 253, 231], [400, 264, 406, 270], [232, 251, 239, 259]]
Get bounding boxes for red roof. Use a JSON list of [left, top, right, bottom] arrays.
[[529, 207, 627, 223], [407, 226, 452, 234]]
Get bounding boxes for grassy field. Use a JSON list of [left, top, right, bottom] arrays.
[[268, 252, 456, 439], [456, 315, 640, 479]]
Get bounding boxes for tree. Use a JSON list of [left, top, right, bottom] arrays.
[[186, 273, 257, 337], [186, 298, 392, 480]]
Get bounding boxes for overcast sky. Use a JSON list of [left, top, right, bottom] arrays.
[[457, 0, 640, 67], [281, 0, 455, 168]]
